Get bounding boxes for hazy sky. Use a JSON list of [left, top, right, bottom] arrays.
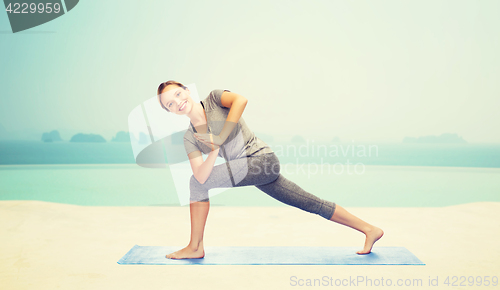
[[1, 0, 499, 143]]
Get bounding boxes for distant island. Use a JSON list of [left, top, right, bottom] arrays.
[[402, 133, 467, 144], [41, 130, 63, 142], [70, 133, 106, 143], [111, 131, 131, 142], [0, 126, 151, 143], [124, 131, 149, 144]]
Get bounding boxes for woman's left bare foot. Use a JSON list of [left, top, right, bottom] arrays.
[[166, 245, 205, 259], [356, 226, 384, 254]]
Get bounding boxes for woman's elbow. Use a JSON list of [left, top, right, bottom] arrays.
[[193, 173, 207, 185], [198, 176, 208, 185]]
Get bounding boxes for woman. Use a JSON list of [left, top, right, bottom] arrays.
[[157, 80, 384, 259]]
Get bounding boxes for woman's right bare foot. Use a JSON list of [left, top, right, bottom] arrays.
[[357, 226, 384, 255], [166, 245, 205, 259]]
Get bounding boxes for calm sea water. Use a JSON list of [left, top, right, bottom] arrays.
[[1, 140, 500, 167], [1, 141, 499, 207], [0, 164, 498, 207]]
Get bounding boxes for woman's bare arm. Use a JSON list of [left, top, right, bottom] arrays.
[[218, 91, 248, 142], [193, 91, 248, 146], [188, 91, 247, 183], [187, 148, 220, 184]]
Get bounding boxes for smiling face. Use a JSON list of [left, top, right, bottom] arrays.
[[159, 85, 192, 115]]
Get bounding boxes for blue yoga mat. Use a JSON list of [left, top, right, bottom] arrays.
[[117, 245, 425, 265]]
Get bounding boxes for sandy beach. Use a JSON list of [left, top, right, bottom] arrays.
[[1, 200, 499, 289]]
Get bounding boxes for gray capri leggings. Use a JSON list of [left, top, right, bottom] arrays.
[[189, 152, 336, 220]]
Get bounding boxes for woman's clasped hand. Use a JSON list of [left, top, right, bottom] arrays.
[[194, 133, 224, 150]]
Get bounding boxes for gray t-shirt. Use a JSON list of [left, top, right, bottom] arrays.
[[183, 89, 274, 161]]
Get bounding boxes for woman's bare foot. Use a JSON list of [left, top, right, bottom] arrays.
[[357, 226, 384, 254], [166, 245, 205, 259]]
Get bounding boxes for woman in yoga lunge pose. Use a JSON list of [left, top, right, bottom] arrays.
[[157, 80, 384, 259]]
